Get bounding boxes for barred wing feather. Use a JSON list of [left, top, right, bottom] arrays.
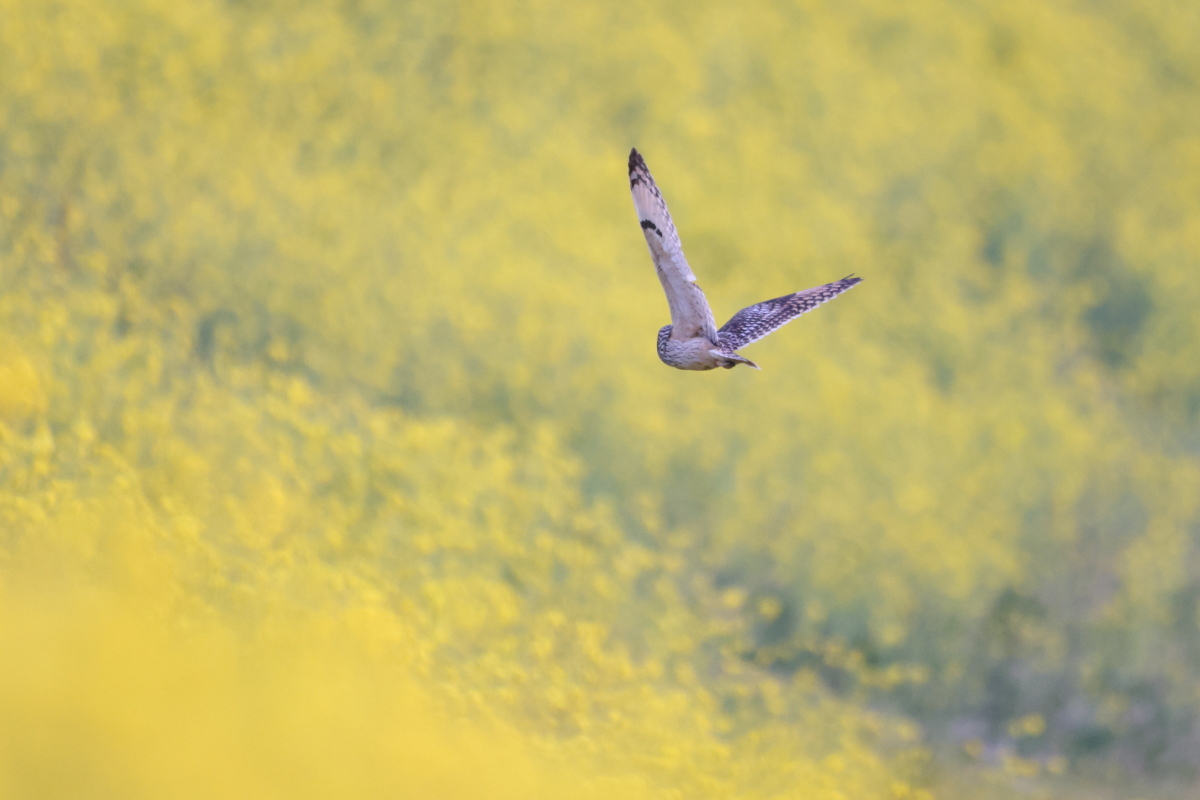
[[718, 276, 862, 351]]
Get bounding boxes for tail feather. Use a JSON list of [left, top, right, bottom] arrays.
[[711, 350, 761, 370]]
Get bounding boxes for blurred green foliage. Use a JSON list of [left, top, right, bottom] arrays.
[[2, 0, 1200, 795]]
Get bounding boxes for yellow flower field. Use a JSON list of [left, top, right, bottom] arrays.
[[2, 0, 1199, 796]]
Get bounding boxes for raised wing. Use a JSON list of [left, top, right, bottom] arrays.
[[629, 149, 719, 342], [718, 276, 862, 351]]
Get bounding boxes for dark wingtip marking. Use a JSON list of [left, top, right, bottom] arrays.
[[628, 149, 648, 185], [640, 219, 661, 235]]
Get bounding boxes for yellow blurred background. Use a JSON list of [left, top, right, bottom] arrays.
[[1, 0, 1199, 796]]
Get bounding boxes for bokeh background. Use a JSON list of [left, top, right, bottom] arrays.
[[2, 0, 1199, 797]]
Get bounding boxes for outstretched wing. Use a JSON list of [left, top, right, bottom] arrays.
[[629, 149, 719, 342], [718, 276, 863, 351]]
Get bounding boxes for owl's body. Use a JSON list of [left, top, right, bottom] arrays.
[[629, 148, 861, 371], [656, 325, 758, 371]]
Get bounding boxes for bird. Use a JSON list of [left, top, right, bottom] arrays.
[[628, 148, 862, 371]]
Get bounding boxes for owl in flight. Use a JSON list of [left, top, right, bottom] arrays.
[[629, 148, 861, 370]]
